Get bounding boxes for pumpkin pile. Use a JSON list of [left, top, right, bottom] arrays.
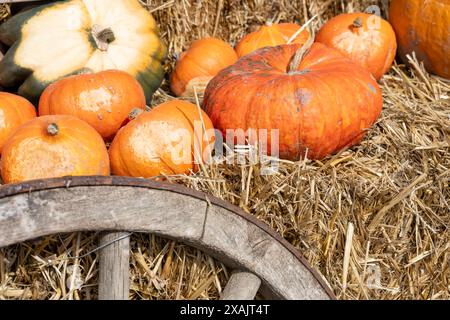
[[0, 0, 447, 184]]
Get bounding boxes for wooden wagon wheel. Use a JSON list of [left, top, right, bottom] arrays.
[[0, 176, 336, 300]]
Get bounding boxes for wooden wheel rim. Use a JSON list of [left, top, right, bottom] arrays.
[[0, 176, 336, 300]]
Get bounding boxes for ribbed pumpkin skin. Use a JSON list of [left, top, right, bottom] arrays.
[[389, 0, 450, 79], [39, 70, 146, 140], [109, 100, 215, 178], [316, 13, 397, 80], [170, 38, 238, 97], [203, 43, 383, 160], [1, 115, 110, 184], [0, 0, 166, 104], [235, 23, 310, 57], [0, 92, 36, 154]]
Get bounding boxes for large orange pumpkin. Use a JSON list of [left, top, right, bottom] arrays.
[[203, 42, 383, 160], [109, 100, 215, 178], [316, 13, 397, 80], [235, 22, 310, 57], [39, 70, 146, 140], [0, 92, 36, 154], [170, 38, 238, 97], [389, 0, 450, 79], [1, 115, 110, 184]]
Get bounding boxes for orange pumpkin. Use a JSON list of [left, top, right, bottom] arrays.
[[316, 13, 397, 80], [170, 38, 238, 97], [0, 92, 36, 154], [235, 22, 310, 57], [203, 42, 383, 160], [109, 100, 215, 178], [1, 115, 110, 184], [389, 0, 449, 79], [39, 70, 146, 140]]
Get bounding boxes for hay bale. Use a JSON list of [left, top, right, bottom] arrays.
[[0, 0, 449, 300]]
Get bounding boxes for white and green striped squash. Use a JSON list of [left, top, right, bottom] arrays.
[[0, 0, 167, 104]]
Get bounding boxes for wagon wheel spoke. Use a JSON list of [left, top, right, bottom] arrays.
[[220, 270, 261, 300], [98, 231, 130, 300]]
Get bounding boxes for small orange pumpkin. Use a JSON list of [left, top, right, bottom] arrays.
[[316, 13, 397, 80], [1, 115, 110, 184], [235, 22, 310, 57], [39, 70, 146, 140], [0, 92, 36, 154], [170, 38, 238, 97], [109, 100, 215, 178]]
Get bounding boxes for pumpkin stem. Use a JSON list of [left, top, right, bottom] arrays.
[[288, 31, 314, 74], [352, 17, 363, 29], [47, 123, 59, 136], [92, 24, 116, 51], [128, 108, 144, 121]]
